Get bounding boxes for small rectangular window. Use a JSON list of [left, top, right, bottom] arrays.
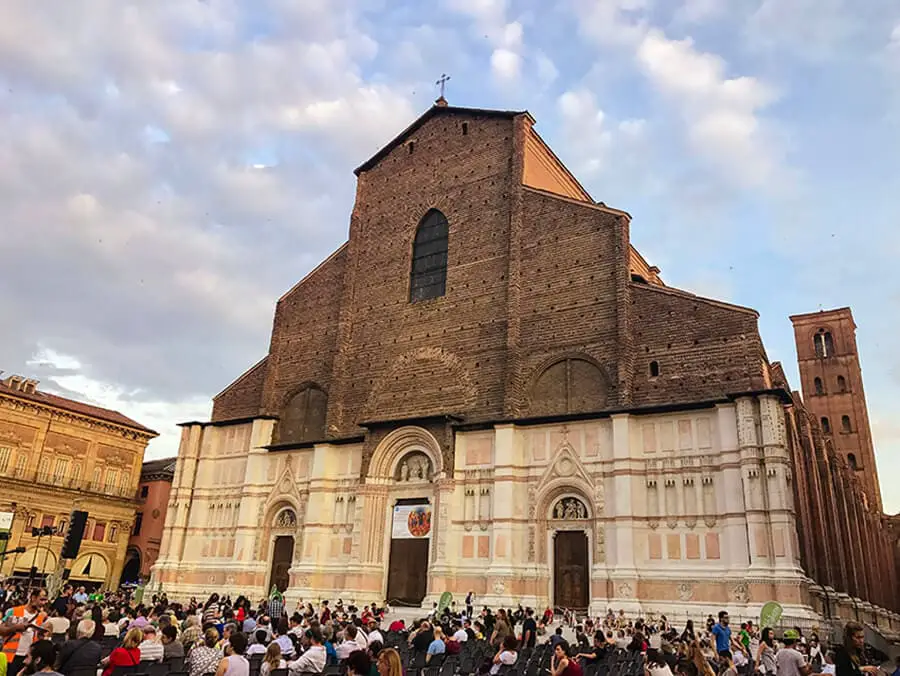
[[462, 122, 469, 135], [140, 485, 149, 498], [133, 512, 143, 536]]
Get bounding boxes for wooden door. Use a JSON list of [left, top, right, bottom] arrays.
[[386, 538, 429, 605], [553, 531, 589, 610], [269, 536, 293, 593]]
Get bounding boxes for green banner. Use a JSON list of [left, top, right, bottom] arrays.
[[437, 591, 453, 615], [759, 601, 783, 628]]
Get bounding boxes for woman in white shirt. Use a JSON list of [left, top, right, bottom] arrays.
[[490, 635, 518, 675], [260, 642, 286, 676]]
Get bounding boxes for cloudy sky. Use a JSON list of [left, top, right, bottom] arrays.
[[2, 0, 899, 512]]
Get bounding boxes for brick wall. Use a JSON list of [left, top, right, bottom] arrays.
[[512, 188, 629, 415], [327, 111, 519, 434], [211, 357, 267, 421], [630, 284, 767, 407], [259, 245, 348, 430]]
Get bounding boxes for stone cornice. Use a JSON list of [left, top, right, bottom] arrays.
[[0, 393, 155, 442]]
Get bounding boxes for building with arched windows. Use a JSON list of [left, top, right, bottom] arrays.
[[0, 375, 157, 589], [152, 101, 899, 631]]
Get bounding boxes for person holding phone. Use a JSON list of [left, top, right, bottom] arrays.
[[0, 588, 49, 676]]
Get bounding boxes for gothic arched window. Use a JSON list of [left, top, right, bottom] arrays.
[[847, 453, 858, 471], [814, 330, 834, 358], [279, 385, 327, 443], [820, 416, 831, 434], [841, 415, 852, 433], [837, 375, 847, 393], [410, 210, 449, 302], [814, 377, 824, 395]]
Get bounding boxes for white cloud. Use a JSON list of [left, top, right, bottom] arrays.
[[491, 48, 521, 80], [0, 0, 415, 414], [573, 0, 651, 48], [556, 89, 614, 174], [444, 0, 526, 82], [635, 29, 779, 188], [534, 51, 559, 86]]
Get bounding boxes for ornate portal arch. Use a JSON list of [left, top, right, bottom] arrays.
[[531, 480, 605, 566], [368, 426, 444, 481]]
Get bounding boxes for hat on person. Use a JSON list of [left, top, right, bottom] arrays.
[[783, 630, 800, 642]]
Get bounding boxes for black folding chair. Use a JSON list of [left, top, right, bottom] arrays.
[[148, 663, 171, 676]]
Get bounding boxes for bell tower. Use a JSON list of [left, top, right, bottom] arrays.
[[789, 307, 882, 512]]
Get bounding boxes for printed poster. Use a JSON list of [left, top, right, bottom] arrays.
[[392, 504, 432, 539]]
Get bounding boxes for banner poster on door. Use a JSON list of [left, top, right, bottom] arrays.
[[392, 504, 432, 539]]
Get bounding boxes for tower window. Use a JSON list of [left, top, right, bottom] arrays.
[[814, 377, 824, 395], [410, 209, 449, 302], [841, 415, 852, 433], [820, 417, 831, 434], [837, 375, 847, 393], [814, 330, 834, 358], [462, 122, 469, 136], [847, 453, 858, 470], [649, 361, 659, 377], [408, 141, 415, 154]]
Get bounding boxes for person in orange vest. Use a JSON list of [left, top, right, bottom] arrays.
[[0, 588, 49, 676]]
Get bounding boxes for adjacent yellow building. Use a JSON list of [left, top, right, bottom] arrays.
[[0, 374, 157, 589]]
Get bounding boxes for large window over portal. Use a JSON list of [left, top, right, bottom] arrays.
[[531, 358, 608, 416], [409, 209, 449, 302], [279, 385, 327, 443]]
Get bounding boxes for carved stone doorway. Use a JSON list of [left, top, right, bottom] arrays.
[[269, 536, 293, 593], [553, 530, 589, 610]]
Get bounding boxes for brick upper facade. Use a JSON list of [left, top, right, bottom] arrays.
[[212, 103, 771, 446]]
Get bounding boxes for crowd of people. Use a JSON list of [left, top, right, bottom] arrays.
[[0, 582, 894, 676]]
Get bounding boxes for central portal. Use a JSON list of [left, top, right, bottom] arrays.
[[269, 536, 293, 593], [554, 530, 589, 610], [385, 499, 431, 605]]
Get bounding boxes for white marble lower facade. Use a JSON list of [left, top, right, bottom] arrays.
[[152, 394, 820, 619]]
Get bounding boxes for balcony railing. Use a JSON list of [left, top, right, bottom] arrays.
[[18, 471, 137, 499]]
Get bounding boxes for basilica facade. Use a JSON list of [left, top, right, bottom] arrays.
[[151, 101, 899, 630]]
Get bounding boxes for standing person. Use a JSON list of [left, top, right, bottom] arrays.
[[490, 610, 510, 649], [775, 630, 811, 676], [712, 612, 741, 658], [757, 628, 777, 676], [521, 609, 537, 649], [215, 632, 249, 676], [0, 588, 49, 676], [834, 622, 878, 676], [465, 592, 474, 620]]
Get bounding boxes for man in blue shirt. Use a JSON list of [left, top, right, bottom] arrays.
[[712, 611, 739, 657], [426, 628, 446, 663]]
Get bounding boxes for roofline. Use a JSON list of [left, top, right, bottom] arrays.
[[521, 185, 632, 219], [0, 389, 158, 437], [630, 280, 759, 317], [277, 242, 348, 303], [213, 356, 268, 400], [354, 104, 531, 176], [453, 388, 791, 431], [526, 126, 593, 202], [178, 414, 279, 428], [788, 307, 854, 321]]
